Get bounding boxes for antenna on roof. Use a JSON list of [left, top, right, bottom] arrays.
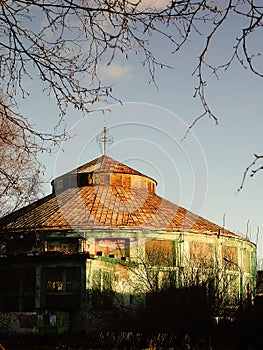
[[96, 124, 114, 155], [222, 213, 226, 234]]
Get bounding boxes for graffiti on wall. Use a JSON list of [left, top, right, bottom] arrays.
[[18, 313, 36, 329], [0, 312, 36, 334]]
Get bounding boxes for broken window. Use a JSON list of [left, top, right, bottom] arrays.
[[46, 268, 63, 292], [95, 238, 130, 259], [47, 240, 79, 253], [42, 266, 81, 310]]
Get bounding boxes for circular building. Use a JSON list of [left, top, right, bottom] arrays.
[[0, 154, 257, 334]]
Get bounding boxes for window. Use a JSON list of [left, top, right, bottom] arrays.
[[42, 267, 81, 310], [46, 268, 63, 292], [95, 238, 130, 259], [189, 242, 212, 267], [91, 269, 113, 310], [66, 268, 80, 292], [47, 240, 79, 253], [145, 240, 174, 267], [222, 246, 238, 270], [6, 235, 35, 254], [0, 267, 35, 312], [44, 267, 81, 294]]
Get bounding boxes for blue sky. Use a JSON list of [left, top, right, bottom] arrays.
[[17, 6, 263, 260]]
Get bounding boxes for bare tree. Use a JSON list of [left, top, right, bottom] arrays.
[[124, 241, 242, 319], [0, 1, 262, 200], [1, 1, 262, 121], [0, 93, 46, 216]]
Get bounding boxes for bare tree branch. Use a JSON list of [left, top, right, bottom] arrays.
[[1, 1, 262, 122], [0, 91, 59, 216], [0, 1, 262, 201], [237, 153, 263, 192]]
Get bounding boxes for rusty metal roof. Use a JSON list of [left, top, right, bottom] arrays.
[[0, 156, 240, 238]]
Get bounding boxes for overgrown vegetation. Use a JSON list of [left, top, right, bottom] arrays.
[[79, 242, 260, 348]]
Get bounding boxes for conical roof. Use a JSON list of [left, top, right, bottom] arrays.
[[0, 155, 240, 238], [63, 155, 149, 176]]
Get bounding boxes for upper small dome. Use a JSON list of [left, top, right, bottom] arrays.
[[51, 155, 157, 194]]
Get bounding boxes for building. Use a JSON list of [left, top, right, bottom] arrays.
[[0, 154, 257, 334]]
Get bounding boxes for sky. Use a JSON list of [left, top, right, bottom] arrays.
[[16, 4, 263, 260]]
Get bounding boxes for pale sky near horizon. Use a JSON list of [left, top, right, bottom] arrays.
[[16, 6, 263, 260]]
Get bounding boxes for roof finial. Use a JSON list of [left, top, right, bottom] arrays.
[[96, 124, 113, 155]]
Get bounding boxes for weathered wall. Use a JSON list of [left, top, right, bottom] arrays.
[[0, 230, 256, 335], [85, 230, 257, 307], [0, 312, 36, 334]]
